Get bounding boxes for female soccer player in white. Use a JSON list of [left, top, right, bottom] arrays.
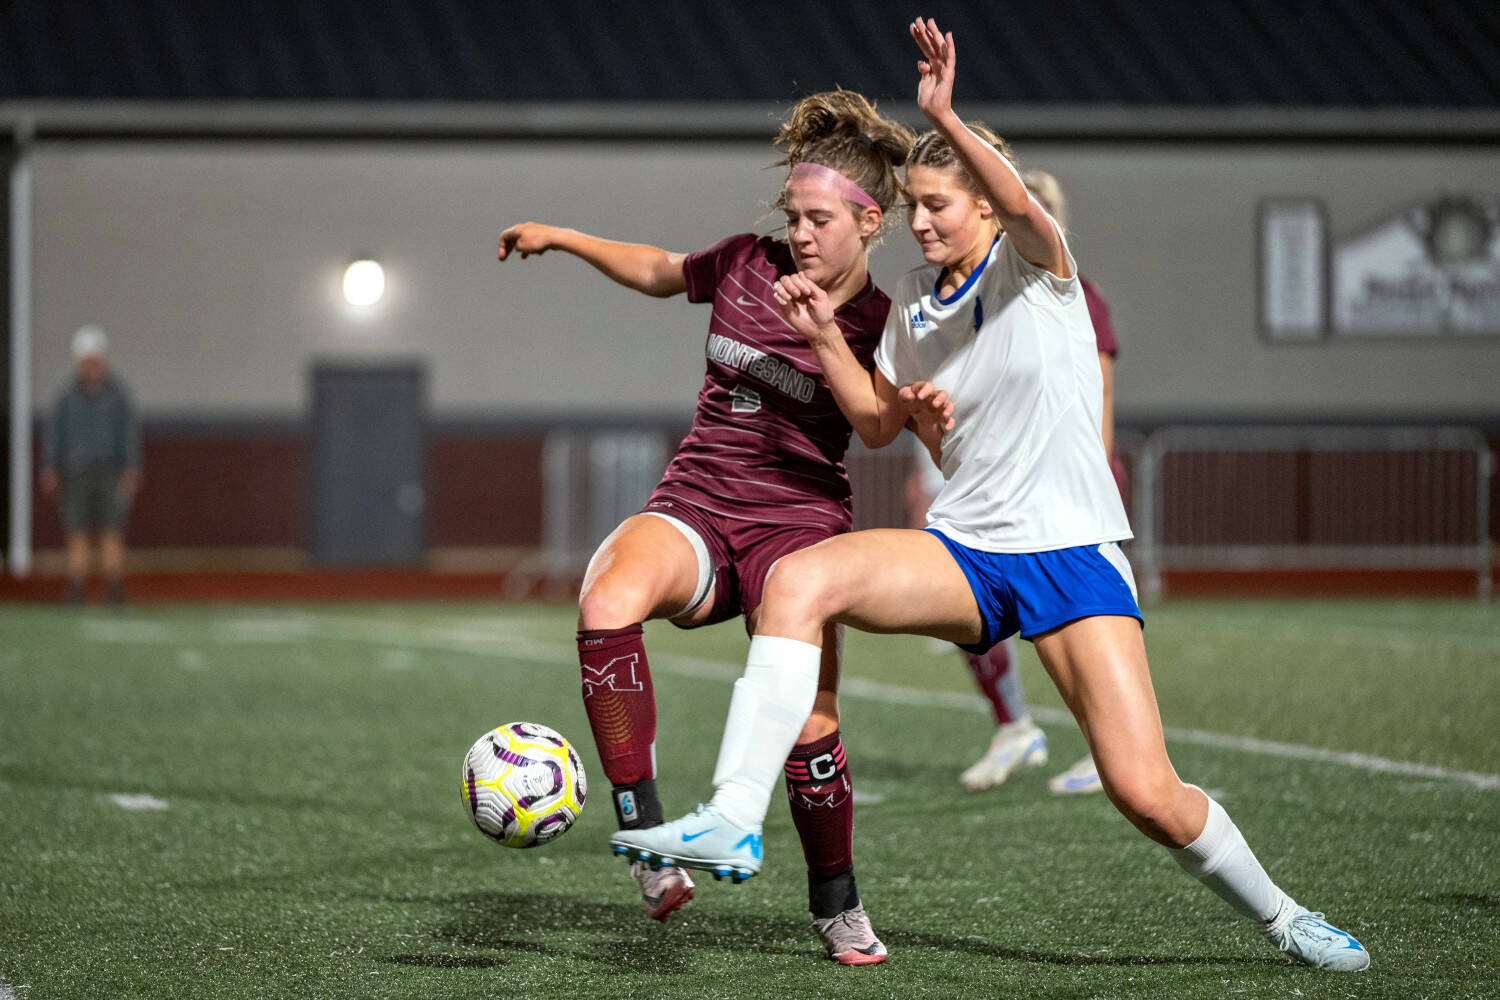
[[612, 19, 1370, 972], [949, 169, 1126, 796], [498, 90, 909, 964]]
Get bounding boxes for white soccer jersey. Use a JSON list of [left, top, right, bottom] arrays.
[[874, 235, 1131, 553]]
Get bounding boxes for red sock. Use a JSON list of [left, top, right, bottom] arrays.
[[964, 638, 1024, 725], [578, 625, 660, 826], [784, 730, 854, 880]]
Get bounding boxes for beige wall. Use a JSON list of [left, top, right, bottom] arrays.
[[1008, 141, 1500, 420], [28, 138, 1500, 421]]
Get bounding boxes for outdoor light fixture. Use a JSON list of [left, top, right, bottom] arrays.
[[342, 259, 385, 306]]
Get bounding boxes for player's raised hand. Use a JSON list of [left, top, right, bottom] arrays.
[[899, 380, 955, 432], [497, 222, 557, 261], [910, 18, 957, 123], [772, 272, 838, 344]]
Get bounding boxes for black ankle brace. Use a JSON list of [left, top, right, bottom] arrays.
[[611, 778, 664, 830], [808, 866, 860, 919]]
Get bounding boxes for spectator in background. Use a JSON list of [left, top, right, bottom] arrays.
[[40, 326, 141, 604]]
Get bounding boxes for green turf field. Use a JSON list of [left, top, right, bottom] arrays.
[[2, 599, 1496, 999]]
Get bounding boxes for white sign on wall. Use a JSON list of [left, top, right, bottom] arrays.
[[1259, 192, 1500, 340], [1258, 198, 1327, 340]]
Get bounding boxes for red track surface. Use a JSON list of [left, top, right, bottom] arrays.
[[0, 571, 582, 604]]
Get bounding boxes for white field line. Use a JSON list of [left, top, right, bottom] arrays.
[[109, 793, 170, 811], [79, 619, 177, 643], [298, 614, 1500, 792], [1146, 615, 1500, 655]]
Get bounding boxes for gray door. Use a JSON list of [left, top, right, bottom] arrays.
[[309, 363, 425, 565]]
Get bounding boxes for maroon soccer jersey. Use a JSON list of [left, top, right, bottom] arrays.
[[650, 233, 889, 532], [1081, 276, 1118, 359], [1080, 275, 1128, 502]]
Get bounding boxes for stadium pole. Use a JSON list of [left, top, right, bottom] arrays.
[[8, 120, 33, 577]]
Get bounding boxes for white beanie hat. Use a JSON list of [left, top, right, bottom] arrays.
[[72, 325, 109, 359]]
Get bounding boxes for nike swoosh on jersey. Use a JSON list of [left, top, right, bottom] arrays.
[[736, 295, 756, 306]]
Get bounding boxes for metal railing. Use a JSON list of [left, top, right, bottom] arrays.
[[534, 425, 1494, 601], [1134, 425, 1493, 599], [540, 430, 669, 581]]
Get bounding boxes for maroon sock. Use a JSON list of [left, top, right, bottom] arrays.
[[964, 640, 1019, 725], [784, 730, 854, 881], [578, 624, 661, 828]]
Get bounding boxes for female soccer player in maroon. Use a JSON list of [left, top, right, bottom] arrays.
[[496, 90, 910, 965]]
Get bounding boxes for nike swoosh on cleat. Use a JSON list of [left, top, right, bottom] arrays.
[[680, 829, 714, 842], [1321, 924, 1364, 949]]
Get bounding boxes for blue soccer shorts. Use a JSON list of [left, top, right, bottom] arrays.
[[926, 531, 1144, 653]]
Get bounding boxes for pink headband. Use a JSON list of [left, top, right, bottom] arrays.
[[787, 161, 880, 212]]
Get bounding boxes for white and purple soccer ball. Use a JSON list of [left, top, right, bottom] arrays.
[[461, 722, 587, 848]]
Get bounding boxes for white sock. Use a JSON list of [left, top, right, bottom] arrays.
[[1169, 793, 1295, 925], [708, 635, 822, 831]]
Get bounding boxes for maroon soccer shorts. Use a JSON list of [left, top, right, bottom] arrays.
[[642, 493, 845, 629]]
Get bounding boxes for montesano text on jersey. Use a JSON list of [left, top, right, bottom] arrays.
[[655, 233, 889, 531]]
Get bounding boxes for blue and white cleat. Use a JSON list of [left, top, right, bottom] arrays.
[[1263, 906, 1370, 971], [959, 717, 1048, 792], [1047, 753, 1104, 795], [609, 804, 763, 882]]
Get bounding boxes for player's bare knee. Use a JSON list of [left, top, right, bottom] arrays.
[[577, 574, 651, 630], [761, 552, 838, 629], [1102, 772, 1187, 843]]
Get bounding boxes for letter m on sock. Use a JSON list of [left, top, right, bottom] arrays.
[[581, 653, 645, 699]]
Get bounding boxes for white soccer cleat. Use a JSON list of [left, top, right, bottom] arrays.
[[812, 903, 888, 966], [629, 859, 694, 922], [609, 804, 763, 882], [959, 718, 1048, 792], [1047, 753, 1104, 795], [1263, 905, 1371, 971]]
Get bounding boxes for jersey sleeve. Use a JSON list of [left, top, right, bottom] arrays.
[[1002, 233, 1080, 306], [1080, 277, 1119, 357], [682, 233, 756, 304], [873, 275, 917, 387]]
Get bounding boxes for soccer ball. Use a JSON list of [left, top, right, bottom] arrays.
[[461, 722, 587, 848]]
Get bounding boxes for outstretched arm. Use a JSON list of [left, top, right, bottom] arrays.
[[772, 272, 909, 448], [497, 222, 687, 298], [910, 19, 1070, 278]]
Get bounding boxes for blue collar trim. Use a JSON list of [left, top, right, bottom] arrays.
[[933, 236, 1000, 306]]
